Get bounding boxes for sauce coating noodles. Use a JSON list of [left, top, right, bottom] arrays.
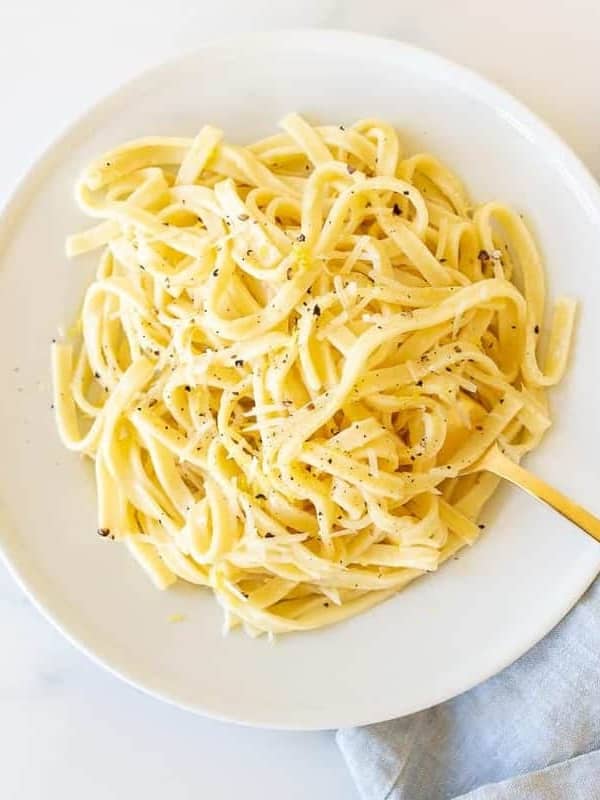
[[52, 115, 575, 636]]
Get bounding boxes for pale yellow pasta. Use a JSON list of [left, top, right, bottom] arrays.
[[52, 113, 575, 637]]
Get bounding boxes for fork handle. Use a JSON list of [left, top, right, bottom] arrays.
[[484, 448, 600, 544]]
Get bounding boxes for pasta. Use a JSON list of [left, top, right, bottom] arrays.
[[52, 114, 575, 637]]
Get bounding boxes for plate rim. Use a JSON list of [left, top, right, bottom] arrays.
[[1, 29, 599, 730]]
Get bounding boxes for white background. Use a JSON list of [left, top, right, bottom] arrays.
[[1, 2, 599, 798]]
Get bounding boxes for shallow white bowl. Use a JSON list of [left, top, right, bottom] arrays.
[[1, 30, 599, 730]]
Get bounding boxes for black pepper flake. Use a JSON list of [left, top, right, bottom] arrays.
[[97, 528, 111, 537], [323, 602, 330, 607], [534, 325, 540, 334], [403, 190, 410, 196], [475, 425, 484, 431], [264, 532, 274, 538], [392, 203, 402, 216], [297, 233, 306, 242], [255, 493, 267, 501], [478, 523, 486, 529], [94, 371, 100, 379], [478, 249, 490, 261], [184, 385, 191, 392], [212, 269, 219, 277], [234, 359, 244, 367], [313, 304, 321, 317], [339, 125, 345, 131], [416, 379, 423, 387], [154, 350, 160, 356], [347, 165, 356, 174], [246, 249, 254, 256], [105, 161, 111, 167]]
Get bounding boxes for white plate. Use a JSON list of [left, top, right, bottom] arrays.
[[1, 31, 600, 730]]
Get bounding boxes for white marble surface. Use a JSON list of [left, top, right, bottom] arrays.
[[1, 2, 599, 798]]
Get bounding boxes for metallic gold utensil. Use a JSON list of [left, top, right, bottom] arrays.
[[471, 445, 600, 543]]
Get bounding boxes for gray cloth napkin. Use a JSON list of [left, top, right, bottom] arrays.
[[337, 576, 600, 800]]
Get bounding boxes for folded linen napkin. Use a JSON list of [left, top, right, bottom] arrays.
[[337, 577, 600, 800]]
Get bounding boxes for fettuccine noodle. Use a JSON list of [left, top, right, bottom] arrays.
[[52, 114, 575, 637]]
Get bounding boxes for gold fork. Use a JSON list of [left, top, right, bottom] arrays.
[[470, 446, 600, 543]]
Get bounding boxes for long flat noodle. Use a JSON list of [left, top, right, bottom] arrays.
[[67, 219, 121, 257], [81, 137, 193, 191], [176, 125, 223, 185], [52, 113, 575, 637], [280, 112, 332, 165], [126, 535, 178, 589]]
